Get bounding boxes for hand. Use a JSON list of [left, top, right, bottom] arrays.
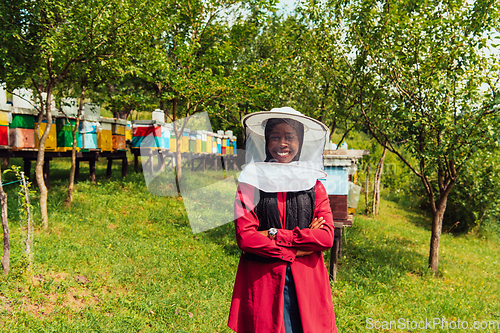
[[309, 217, 325, 230], [257, 230, 269, 237], [296, 250, 313, 257]]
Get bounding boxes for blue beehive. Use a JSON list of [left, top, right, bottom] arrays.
[[319, 166, 349, 195]]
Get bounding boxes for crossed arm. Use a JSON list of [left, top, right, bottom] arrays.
[[234, 181, 334, 263]]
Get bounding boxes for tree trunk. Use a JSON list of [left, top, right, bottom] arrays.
[[429, 197, 448, 274], [68, 87, 85, 203], [35, 86, 53, 229], [0, 169, 9, 275], [172, 98, 182, 196], [372, 146, 387, 216]]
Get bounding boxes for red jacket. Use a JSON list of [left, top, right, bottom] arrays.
[[228, 180, 337, 333]]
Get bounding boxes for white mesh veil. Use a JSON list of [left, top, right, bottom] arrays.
[[238, 107, 328, 192]]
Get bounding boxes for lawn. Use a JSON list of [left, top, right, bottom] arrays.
[[0, 156, 498, 332]]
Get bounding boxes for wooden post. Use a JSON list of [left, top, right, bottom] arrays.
[[202, 156, 206, 172], [158, 151, 165, 172], [330, 223, 344, 282], [23, 159, 31, 181], [89, 158, 96, 183], [122, 155, 127, 178], [134, 151, 139, 173], [106, 159, 113, 177], [214, 156, 218, 172]]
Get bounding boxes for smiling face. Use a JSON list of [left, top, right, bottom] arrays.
[[266, 122, 300, 163]]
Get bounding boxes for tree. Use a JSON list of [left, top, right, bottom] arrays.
[[342, 0, 500, 273], [0, 0, 156, 225], [138, 0, 277, 184]]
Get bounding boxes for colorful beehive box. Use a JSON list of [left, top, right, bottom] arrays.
[[206, 132, 213, 154], [179, 128, 188, 152], [201, 130, 207, 153], [132, 120, 161, 149], [160, 124, 170, 150], [216, 134, 222, 155], [0, 110, 10, 147], [170, 131, 177, 152], [112, 118, 127, 136], [35, 119, 57, 151], [10, 112, 36, 150], [112, 119, 127, 151], [232, 136, 237, 156], [56, 118, 78, 151], [189, 131, 196, 153], [195, 130, 202, 154], [125, 121, 132, 141], [78, 119, 99, 150], [221, 135, 227, 156], [98, 117, 113, 152]]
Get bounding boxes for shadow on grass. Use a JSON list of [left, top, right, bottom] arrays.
[[337, 218, 432, 287], [202, 222, 240, 258], [381, 193, 433, 232]]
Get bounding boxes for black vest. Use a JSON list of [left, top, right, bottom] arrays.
[[243, 187, 315, 262]]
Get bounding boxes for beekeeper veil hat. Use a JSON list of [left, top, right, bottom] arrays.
[[238, 107, 328, 192]]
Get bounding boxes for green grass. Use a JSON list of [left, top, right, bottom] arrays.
[[0, 157, 499, 332]]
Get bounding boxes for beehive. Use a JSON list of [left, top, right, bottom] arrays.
[[112, 119, 127, 151], [10, 112, 36, 150], [0, 110, 10, 147], [35, 119, 57, 151], [56, 118, 78, 152], [132, 120, 161, 149], [78, 119, 99, 150], [98, 117, 113, 152]]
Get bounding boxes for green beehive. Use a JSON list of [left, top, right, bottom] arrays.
[[56, 118, 78, 149], [11, 114, 35, 129]]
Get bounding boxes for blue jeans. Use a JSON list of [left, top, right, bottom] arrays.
[[283, 263, 303, 333]]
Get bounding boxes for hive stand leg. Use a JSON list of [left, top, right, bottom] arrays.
[[330, 226, 343, 282], [23, 159, 31, 181], [89, 158, 96, 183], [158, 152, 165, 172], [122, 156, 127, 178], [134, 152, 139, 173], [106, 159, 113, 177]]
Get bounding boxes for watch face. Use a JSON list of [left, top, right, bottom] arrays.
[[269, 228, 277, 235]]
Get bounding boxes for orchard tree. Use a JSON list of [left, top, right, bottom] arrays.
[[139, 0, 277, 183], [0, 0, 156, 226], [342, 0, 500, 273]]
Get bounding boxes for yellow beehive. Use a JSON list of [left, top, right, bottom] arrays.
[[0, 111, 9, 126], [35, 121, 57, 151], [125, 121, 132, 141], [206, 133, 213, 154], [98, 118, 113, 152], [181, 129, 190, 153]]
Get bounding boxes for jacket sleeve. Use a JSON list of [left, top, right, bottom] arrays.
[[275, 180, 334, 251], [234, 183, 297, 263]]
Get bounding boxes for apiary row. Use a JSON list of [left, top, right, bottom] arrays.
[[131, 120, 237, 156], [0, 108, 129, 152]]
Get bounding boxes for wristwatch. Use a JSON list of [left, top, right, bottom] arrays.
[[268, 228, 278, 239]]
